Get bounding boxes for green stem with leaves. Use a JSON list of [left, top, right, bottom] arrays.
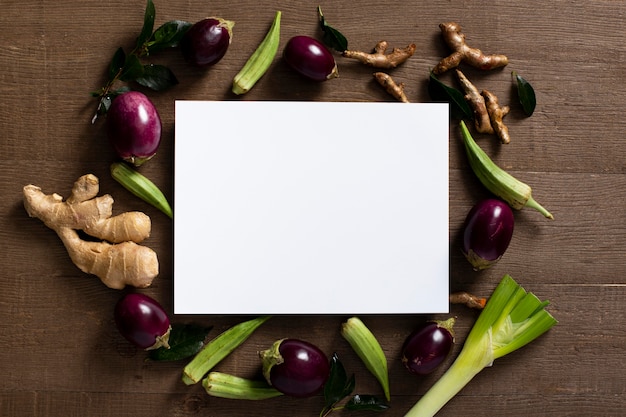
[[91, 0, 190, 122]]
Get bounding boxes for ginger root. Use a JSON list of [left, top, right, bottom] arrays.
[[343, 41, 416, 69], [374, 72, 410, 103], [482, 89, 511, 144], [455, 69, 493, 134], [449, 291, 486, 309], [23, 174, 158, 289], [454, 70, 511, 144], [433, 22, 508, 74]]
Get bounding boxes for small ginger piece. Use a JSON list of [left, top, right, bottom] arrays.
[[455, 69, 493, 134], [23, 174, 158, 289], [449, 291, 487, 309], [433, 22, 508, 74], [482, 89, 511, 144], [374, 72, 410, 103], [343, 41, 416, 69]]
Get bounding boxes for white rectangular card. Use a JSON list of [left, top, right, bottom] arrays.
[[174, 101, 449, 315]]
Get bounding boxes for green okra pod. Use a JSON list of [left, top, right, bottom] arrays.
[[459, 121, 553, 219], [183, 316, 271, 385], [202, 372, 283, 400], [232, 11, 281, 95], [110, 162, 173, 219], [341, 316, 390, 401]]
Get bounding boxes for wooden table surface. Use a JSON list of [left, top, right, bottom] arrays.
[[2, 1, 624, 416]]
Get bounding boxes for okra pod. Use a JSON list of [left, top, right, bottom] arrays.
[[232, 11, 281, 95], [202, 372, 283, 400], [459, 121, 553, 219], [182, 316, 271, 385], [341, 317, 390, 401], [110, 162, 173, 219]]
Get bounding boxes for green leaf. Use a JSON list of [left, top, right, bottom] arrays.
[[136, 0, 156, 52], [512, 71, 536, 116], [320, 353, 356, 416], [428, 71, 473, 120], [119, 54, 145, 82], [345, 394, 390, 412], [135, 64, 179, 91], [113, 86, 132, 95], [92, 86, 130, 121], [148, 323, 212, 362], [324, 353, 356, 406], [147, 20, 192, 53], [318, 6, 348, 52], [101, 86, 131, 107], [96, 95, 113, 118], [108, 47, 126, 81]]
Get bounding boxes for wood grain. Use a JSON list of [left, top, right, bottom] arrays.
[[1, 0, 625, 416]]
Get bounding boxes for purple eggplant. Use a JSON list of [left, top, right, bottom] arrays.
[[462, 198, 515, 270], [260, 338, 330, 397], [181, 17, 234, 67], [106, 91, 161, 167], [114, 293, 171, 350], [283, 35, 338, 81], [401, 318, 455, 375]]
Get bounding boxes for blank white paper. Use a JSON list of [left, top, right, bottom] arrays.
[[174, 101, 449, 315]]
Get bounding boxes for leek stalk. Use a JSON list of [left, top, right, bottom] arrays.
[[404, 275, 557, 417]]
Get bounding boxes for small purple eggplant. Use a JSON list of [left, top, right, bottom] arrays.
[[106, 91, 161, 167], [260, 338, 330, 397], [181, 17, 234, 67], [402, 318, 455, 375], [283, 35, 338, 81], [114, 293, 171, 350], [462, 198, 515, 270]]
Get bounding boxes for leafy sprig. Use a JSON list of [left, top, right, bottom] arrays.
[[320, 353, 389, 417], [91, 0, 191, 122], [317, 6, 348, 52]]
